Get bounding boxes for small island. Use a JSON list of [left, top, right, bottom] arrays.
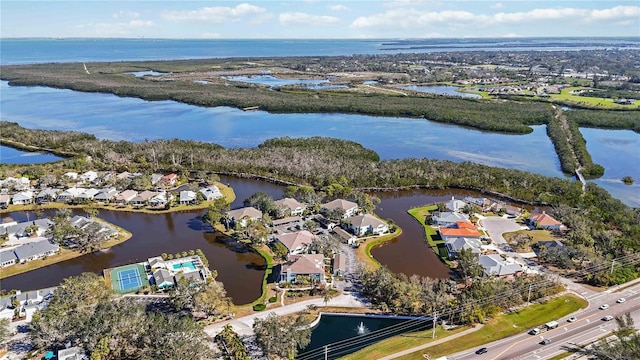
[[622, 175, 635, 185]]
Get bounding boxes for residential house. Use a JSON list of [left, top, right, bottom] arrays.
[[333, 253, 347, 276], [176, 270, 203, 285], [347, 214, 388, 236], [14, 240, 60, 263], [158, 173, 178, 187], [80, 171, 98, 183], [313, 214, 337, 230], [94, 188, 118, 202], [445, 237, 483, 259], [153, 269, 175, 289], [271, 216, 302, 228], [57, 347, 86, 360], [280, 254, 325, 283], [56, 187, 86, 202], [148, 256, 166, 270], [75, 188, 100, 202], [0, 194, 11, 208], [12, 191, 34, 205], [69, 215, 118, 238], [131, 190, 157, 207], [439, 222, 483, 242], [114, 189, 138, 204], [463, 197, 492, 211], [529, 212, 563, 230], [150, 173, 164, 186], [332, 227, 357, 246], [63, 172, 79, 181], [226, 207, 263, 228], [35, 188, 59, 204], [149, 191, 169, 208], [431, 211, 470, 227], [274, 198, 306, 217], [445, 196, 467, 212], [504, 205, 522, 217], [200, 185, 223, 201], [179, 190, 197, 205], [116, 171, 133, 180], [275, 231, 315, 255], [0, 250, 17, 267], [15, 287, 55, 321], [322, 199, 358, 219], [1, 177, 30, 191], [479, 254, 523, 278], [0, 218, 53, 242], [0, 296, 15, 320]]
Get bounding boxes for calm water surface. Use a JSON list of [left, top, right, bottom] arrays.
[[402, 85, 482, 99], [0, 145, 64, 164]]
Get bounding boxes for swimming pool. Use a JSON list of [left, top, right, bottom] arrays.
[[172, 261, 196, 271]]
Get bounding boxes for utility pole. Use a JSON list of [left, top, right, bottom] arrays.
[[432, 310, 437, 339], [610, 259, 616, 275], [527, 283, 533, 306]]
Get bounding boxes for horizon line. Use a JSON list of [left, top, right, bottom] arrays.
[[2, 36, 640, 40]]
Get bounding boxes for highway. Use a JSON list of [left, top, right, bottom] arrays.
[[446, 282, 640, 360]]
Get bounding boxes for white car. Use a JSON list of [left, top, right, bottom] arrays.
[[602, 315, 614, 321], [599, 304, 609, 310], [616, 298, 626, 303], [567, 316, 577, 323]]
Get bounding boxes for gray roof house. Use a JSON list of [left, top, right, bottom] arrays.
[[479, 254, 523, 277], [36, 188, 59, 204], [76, 188, 100, 201], [179, 190, 197, 205], [94, 188, 118, 201], [58, 346, 86, 360], [14, 240, 60, 262], [153, 269, 174, 289], [150, 173, 164, 185], [445, 237, 483, 259], [431, 211, 470, 227], [333, 253, 347, 276], [0, 218, 53, 242], [0, 194, 10, 208], [0, 250, 17, 267]]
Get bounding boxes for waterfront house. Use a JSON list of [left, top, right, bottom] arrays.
[[445, 237, 483, 259], [131, 190, 157, 207], [176, 270, 203, 284], [445, 197, 467, 212], [0, 194, 11, 208], [274, 197, 306, 217], [347, 214, 388, 236], [114, 189, 138, 204], [75, 188, 100, 202], [0, 218, 53, 242], [439, 222, 482, 242], [321, 199, 358, 219], [36, 188, 59, 204], [275, 230, 315, 255], [56, 187, 86, 202], [0, 250, 17, 267], [179, 190, 197, 205], [226, 207, 263, 228], [149, 191, 169, 208], [80, 171, 98, 183], [431, 211, 470, 227], [332, 227, 357, 246], [94, 188, 118, 202], [199, 185, 223, 201], [14, 240, 60, 263], [153, 269, 175, 289], [529, 212, 563, 230], [333, 253, 347, 276], [479, 254, 523, 278], [69, 215, 118, 237], [12, 191, 34, 205], [280, 254, 325, 283]]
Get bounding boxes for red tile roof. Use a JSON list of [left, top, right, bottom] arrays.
[[530, 213, 562, 226], [440, 227, 482, 238]]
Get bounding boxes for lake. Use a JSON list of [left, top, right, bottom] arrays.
[[0, 145, 64, 164], [402, 85, 482, 99]]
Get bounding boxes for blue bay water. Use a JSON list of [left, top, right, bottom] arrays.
[[0, 145, 63, 164]]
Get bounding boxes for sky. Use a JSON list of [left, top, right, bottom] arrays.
[[1, 1, 639, 39]]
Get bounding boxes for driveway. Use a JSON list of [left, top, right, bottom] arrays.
[[478, 216, 522, 251]]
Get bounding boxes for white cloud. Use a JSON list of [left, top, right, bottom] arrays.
[[491, 3, 504, 9], [162, 3, 267, 23], [351, 5, 640, 29], [112, 11, 139, 19], [501, 32, 519, 38], [76, 20, 153, 37], [329, 4, 349, 11], [279, 12, 339, 26]]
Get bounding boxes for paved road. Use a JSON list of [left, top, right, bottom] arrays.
[[445, 282, 640, 360], [478, 216, 522, 250]]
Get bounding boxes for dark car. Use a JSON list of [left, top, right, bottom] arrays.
[[475, 347, 488, 355], [540, 339, 552, 345]]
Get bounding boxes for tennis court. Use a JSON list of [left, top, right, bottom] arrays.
[[109, 264, 147, 294]]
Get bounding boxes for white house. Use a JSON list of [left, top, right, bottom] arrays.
[[322, 199, 358, 218], [347, 214, 388, 236], [226, 207, 263, 228], [12, 191, 34, 205], [275, 231, 315, 255], [63, 172, 79, 181], [0, 250, 17, 267], [274, 198, 306, 217], [199, 185, 223, 201], [479, 254, 523, 278], [149, 191, 169, 207], [56, 187, 86, 202], [94, 188, 118, 202], [80, 171, 98, 183], [0, 218, 53, 242], [431, 212, 470, 227], [445, 196, 467, 212], [1, 177, 30, 191], [179, 190, 197, 205], [36, 188, 59, 204], [75, 188, 100, 201]]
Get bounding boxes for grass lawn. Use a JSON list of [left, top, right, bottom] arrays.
[[547, 87, 640, 109], [503, 229, 561, 243], [407, 205, 452, 265], [396, 294, 587, 360], [0, 222, 132, 280]]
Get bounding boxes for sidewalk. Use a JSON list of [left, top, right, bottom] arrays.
[[378, 324, 484, 360]]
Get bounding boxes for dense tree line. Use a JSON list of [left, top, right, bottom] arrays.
[[566, 109, 640, 133], [2, 123, 639, 281], [253, 312, 312, 360], [545, 115, 578, 173], [359, 267, 564, 325], [30, 273, 212, 360], [566, 119, 605, 178]]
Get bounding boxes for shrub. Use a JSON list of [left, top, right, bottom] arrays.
[[253, 303, 266, 311], [268, 296, 277, 303]]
